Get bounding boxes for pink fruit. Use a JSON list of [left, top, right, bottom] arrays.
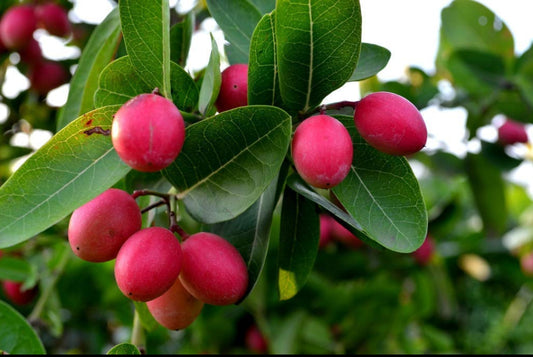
[[2, 280, 38, 306], [68, 188, 142, 263], [291, 115, 353, 189], [0, 5, 37, 51], [319, 214, 335, 249], [354, 91, 427, 156], [520, 252, 533, 277], [215, 63, 248, 112], [111, 93, 186, 172], [28, 61, 68, 95], [114, 227, 182, 302], [331, 219, 363, 249], [35, 2, 71, 38], [245, 324, 268, 354], [19, 37, 42, 66], [179, 232, 248, 306], [498, 118, 528, 146], [412, 235, 435, 266], [146, 277, 204, 330]]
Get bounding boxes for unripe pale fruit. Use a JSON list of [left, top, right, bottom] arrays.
[[215, 63, 248, 112], [498, 118, 528, 146], [291, 115, 353, 189], [35, 3, 71, 38], [114, 227, 182, 302], [0, 5, 37, 51], [2, 280, 38, 306], [146, 277, 204, 330], [112, 93, 185, 172], [179, 232, 248, 306], [412, 235, 435, 266], [354, 91, 427, 156], [68, 188, 142, 262], [28, 61, 68, 95]]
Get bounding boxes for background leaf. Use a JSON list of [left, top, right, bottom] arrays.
[[276, 0, 361, 112], [106, 343, 141, 355], [56, 7, 122, 131], [197, 35, 221, 116], [331, 116, 427, 253], [162, 105, 291, 224], [0, 256, 34, 282], [0, 106, 129, 247], [205, 0, 263, 64], [170, 11, 195, 67], [119, 0, 171, 98], [349, 43, 391, 82], [0, 301, 46, 354], [278, 186, 319, 301]]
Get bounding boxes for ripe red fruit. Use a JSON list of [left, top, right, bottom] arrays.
[[2, 280, 38, 306], [19, 37, 42, 66], [245, 324, 268, 354], [520, 252, 533, 277], [111, 93, 186, 172], [215, 63, 248, 112], [498, 118, 528, 146], [291, 115, 353, 189], [146, 277, 204, 330], [0, 5, 37, 51], [412, 235, 435, 266], [330, 219, 363, 249], [354, 91, 427, 156], [319, 214, 335, 249], [68, 188, 142, 263], [179, 232, 248, 306], [35, 3, 71, 38], [28, 61, 68, 95], [114, 227, 182, 302]]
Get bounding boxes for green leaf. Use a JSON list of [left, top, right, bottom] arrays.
[[0, 256, 34, 282], [278, 186, 319, 301], [198, 35, 221, 116], [94, 56, 198, 112], [119, 0, 171, 98], [465, 152, 508, 236], [0, 300, 46, 354], [208, 171, 282, 298], [106, 343, 141, 355], [349, 43, 391, 81], [248, 11, 283, 107], [0, 105, 130, 247], [437, 0, 514, 77], [133, 302, 159, 332], [56, 7, 122, 131], [170, 11, 194, 67], [206, 0, 263, 64], [162, 105, 291, 224], [447, 49, 506, 96], [248, 0, 276, 15], [276, 0, 361, 112], [331, 116, 427, 253]]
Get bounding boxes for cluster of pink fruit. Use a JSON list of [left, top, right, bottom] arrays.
[[0, 1, 70, 96], [68, 188, 249, 330]]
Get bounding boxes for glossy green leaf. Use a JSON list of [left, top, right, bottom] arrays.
[[465, 152, 508, 236], [278, 186, 319, 301], [170, 11, 194, 67], [331, 116, 427, 253], [248, 11, 283, 107], [248, 0, 276, 15], [208, 171, 281, 298], [198, 35, 221, 116], [57, 7, 121, 131], [447, 49, 506, 96], [119, 0, 171, 98], [349, 43, 391, 81], [437, 0, 514, 76], [106, 343, 141, 355], [276, 0, 361, 112], [0, 105, 129, 247], [0, 301, 46, 354], [162, 105, 291, 224], [206, 0, 263, 64], [94, 56, 198, 112]]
